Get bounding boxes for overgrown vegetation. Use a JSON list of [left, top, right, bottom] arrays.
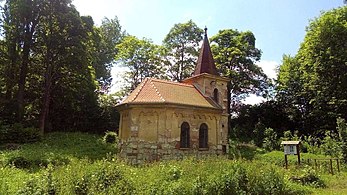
[[1, 131, 347, 194]]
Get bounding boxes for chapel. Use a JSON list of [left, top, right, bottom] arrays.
[[116, 28, 229, 163]]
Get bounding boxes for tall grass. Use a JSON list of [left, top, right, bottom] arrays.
[[0, 132, 117, 171], [1, 132, 344, 194]]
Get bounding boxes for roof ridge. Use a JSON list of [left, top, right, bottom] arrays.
[[150, 78, 193, 87], [150, 79, 165, 102], [130, 78, 148, 102]]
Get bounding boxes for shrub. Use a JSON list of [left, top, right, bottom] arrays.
[[320, 131, 341, 157], [72, 160, 134, 194], [103, 131, 118, 145], [300, 135, 322, 154], [16, 165, 56, 195], [228, 139, 241, 159], [7, 156, 32, 169], [263, 127, 280, 151], [0, 123, 41, 144], [253, 121, 266, 147], [290, 166, 325, 188], [248, 165, 286, 194], [337, 117, 347, 163]]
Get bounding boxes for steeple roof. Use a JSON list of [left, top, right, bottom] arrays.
[[193, 27, 219, 76]]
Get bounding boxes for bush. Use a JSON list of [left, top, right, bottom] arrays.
[[337, 117, 347, 163], [7, 156, 32, 169], [0, 123, 42, 144], [320, 131, 341, 157], [290, 166, 325, 188], [263, 128, 280, 151], [103, 131, 118, 145], [16, 165, 56, 195], [248, 165, 286, 194], [71, 160, 134, 195]]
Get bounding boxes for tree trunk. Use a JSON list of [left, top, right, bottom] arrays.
[[227, 79, 232, 137], [39, 64, 53, 134], [4, 42, 18, 100], [17, 24, 34, 122]]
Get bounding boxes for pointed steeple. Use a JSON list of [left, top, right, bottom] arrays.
[[193, 27, 219, 76]]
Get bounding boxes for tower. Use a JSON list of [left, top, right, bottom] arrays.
[[182, 28, 229, 150], [183, 28, 229, 115]]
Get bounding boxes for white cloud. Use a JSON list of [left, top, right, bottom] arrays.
[[243, 94, 265, 105], [256, 60, 279, 79], [110, 65, 128, 93]]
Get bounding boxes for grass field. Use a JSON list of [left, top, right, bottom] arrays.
[[0, 132, 346, 194]]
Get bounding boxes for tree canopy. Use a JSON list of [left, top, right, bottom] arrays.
[[0, 0, 272, 138], [115, 35, 166, 93], [211, 29, 269, 114], [277, 6, 347, 134], [162, 20, 203, 81], [0, 0, 123, 134]]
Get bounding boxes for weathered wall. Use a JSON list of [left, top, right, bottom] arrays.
[[118, 106, 228, 164]]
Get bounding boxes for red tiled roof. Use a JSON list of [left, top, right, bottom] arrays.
[[119, 78, 218, 109]]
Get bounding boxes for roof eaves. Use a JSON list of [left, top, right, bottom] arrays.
[[120, 101, 222, 111]]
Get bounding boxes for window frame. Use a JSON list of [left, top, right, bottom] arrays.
[[180, 122, 190, 149], [199, 123, 208, 149]]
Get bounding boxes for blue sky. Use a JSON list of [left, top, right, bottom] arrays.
[[73, 0, 345, 103]]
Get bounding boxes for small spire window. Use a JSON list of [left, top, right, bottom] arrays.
[[213, 88, 219, 103]]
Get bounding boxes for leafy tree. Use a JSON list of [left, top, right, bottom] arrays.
[[0, 0, 118, 134], [116, 35, 166, 93], [230, 101, 292, 143], [276, 55, 307, 131], [0, 0, 43, 122], [210, 29, 268, 115], [163, 20, 203, 81], [85, 16, 125, 93], [33, 0, 98, 133], [277, 6, 347, 133]]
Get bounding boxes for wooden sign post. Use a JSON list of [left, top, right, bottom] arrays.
[[281, 141, 300, 169]]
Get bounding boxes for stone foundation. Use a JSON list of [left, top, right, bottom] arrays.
[[119, 138, 228, 164]]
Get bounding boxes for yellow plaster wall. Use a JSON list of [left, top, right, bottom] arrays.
[[119, 110, 130, 140], [119, 106, 227, 148]]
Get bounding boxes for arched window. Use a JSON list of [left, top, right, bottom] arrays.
[[180, 122, 190, 148], [199, 123, 208, 148], [213, 88, 219, 103]]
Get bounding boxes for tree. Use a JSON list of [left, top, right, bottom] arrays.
[[163, 20, 203, 81], [210, 29, 268, 115], [0, 0, 122, 135], [115, 35, 166, 93], [34, 0, 96, 133], [0, 0, 43, 122], [277, 6, 347, 133], [231, 100, 292, 142], [86, 16, 125, 93]]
